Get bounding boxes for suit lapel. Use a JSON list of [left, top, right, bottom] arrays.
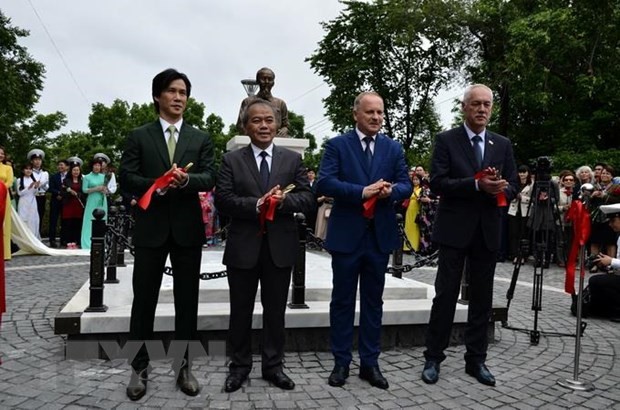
[[147, 121, 170, 167], [482, 132, 495, 169], [456, 126, 479, 171], [346, 131, 371, 177], [174, 124, 192, 167], [369, 133, 387, 178], [241, 145, 264, 191], [269, 145, 283, 189]]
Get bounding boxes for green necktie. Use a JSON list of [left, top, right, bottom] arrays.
[[167, 125, 177, 163]]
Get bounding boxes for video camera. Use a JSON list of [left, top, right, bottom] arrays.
[[531, 156, 552, 182]]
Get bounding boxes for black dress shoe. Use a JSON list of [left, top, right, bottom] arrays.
[[224, 372, 247, 393], [421, 360, 440, 384], [176, 366, 200, 396], [359, 366, 389, 389], [262, 369, 295, 390], [465, 363, 496, 386], [126, 367, 148, 401], [328, 365, 349, 387]]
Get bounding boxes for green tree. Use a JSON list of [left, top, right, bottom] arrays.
[[0, 11, 66, 164], [307, 0, 468, 154], [462, 0, 620, 165], [86, 98, 209, 165]]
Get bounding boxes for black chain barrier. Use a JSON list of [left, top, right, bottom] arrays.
[[86, 205, 437, 313], [305, 212, 438, 278]]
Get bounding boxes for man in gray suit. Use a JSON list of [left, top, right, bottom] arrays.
[[215, 99, 315, 393]]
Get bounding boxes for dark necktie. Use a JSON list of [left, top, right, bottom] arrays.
[[363, 136, 373, 167], [472, 135, 483, 169], [259, 151, 270, 191]]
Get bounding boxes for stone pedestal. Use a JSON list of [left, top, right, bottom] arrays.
[[226, 135, 310, 158]]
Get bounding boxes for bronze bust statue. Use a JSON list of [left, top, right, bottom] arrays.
[[237, 67, 290, 137]]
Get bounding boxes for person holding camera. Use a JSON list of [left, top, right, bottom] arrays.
[[588, 165, 617, 272], [588, 203, 620, 321]]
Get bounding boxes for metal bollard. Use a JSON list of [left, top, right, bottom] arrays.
[[105, 205, 119, 284], [391, 213, 405, 278], [115, 199, 127, 266], [288, 213, 309, 309], [85, 208, 108, 312]]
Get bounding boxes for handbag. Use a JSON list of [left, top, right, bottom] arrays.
[[570, 285, 591, 318]]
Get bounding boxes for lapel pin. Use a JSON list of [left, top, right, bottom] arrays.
[[488, 140, 494, 146]]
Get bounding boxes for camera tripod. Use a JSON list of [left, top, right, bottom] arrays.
[[503, 179, 581, 345]]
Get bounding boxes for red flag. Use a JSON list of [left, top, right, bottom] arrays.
[[564, 200, 591, 294]]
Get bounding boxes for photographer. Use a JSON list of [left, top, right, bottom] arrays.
[[588, 203, 620, 322]]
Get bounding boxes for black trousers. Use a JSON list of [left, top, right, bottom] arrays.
[[424, 225, 496, 365], [62, 218, 82, 245], [49, 198, 62, 244], [226, 240, 292, 376], [36, 195, 46, 236], [129, 239, 202, 371], [589, 273, 620, 317]]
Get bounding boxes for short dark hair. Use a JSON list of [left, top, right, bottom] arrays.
[[239, 99, 280, 129], [152, 68, 192, 113]]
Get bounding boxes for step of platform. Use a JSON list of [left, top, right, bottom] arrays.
[[55, 250, 485, 357]]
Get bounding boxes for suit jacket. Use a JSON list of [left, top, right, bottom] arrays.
[[215, 144, 315, 269], [430, 125, 518, 250], [317, 130, 412, 254], [120, 120, 215, 247], [49, 172, 64, 207]]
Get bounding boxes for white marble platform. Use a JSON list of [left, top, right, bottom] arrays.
[[58, 250, 469, 335], [226, 135, 309, 157]]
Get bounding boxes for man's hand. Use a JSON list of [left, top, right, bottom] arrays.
[[363, 179, 388, 199], [377, 181, 393, 199], [167, 164, 189, 189], [478, 170, 508, 195], [258, 185, 281, 208], [594, 252, 613, 267]]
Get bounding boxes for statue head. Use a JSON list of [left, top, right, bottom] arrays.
[[256, 67, 275, 97]]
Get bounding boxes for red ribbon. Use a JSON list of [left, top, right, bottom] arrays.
[[475, 169, 507, 207], [363, 196, 379, 218], [258, 196, 278, 233], [138, 166, 189, 210], [564, 200, 591, 294]]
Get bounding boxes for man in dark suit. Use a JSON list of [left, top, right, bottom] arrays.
[[215, 99, 314, 393], [120, 68, 215, 400], [48, 160, 68, 247], [421, 84, 518, 387], [317, 91, 412, 389]]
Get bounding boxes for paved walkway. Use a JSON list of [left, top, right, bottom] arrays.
[[0, 250, 618, 409]]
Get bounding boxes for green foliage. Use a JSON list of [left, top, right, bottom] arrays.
[[463, 0, 620, 165], [307, 0, 468, 156], [0, 11, 66, 165]]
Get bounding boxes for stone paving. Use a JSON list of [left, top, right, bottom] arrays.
[[0, 249, 618, 409]]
